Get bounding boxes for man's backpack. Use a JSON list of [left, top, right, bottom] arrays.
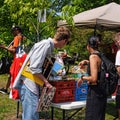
[[97, 53, 119, 96], [0, 56, 12, 74]]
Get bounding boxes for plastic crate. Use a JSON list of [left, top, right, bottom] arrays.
[[71, 72, 88, 80], [75, 93, 87, 101], [75, 81, 88, 101], [50, 80, 75, 103]]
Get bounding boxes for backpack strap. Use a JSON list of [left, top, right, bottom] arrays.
[[91, 52, 101, 58], [91, 52, 106, 60]]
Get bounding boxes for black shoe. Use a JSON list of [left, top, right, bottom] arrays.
[[0, 88, 8, 94]]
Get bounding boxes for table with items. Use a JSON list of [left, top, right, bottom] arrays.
[[47, 57, 89, 119], [49, 75, 88, 120], [49, 64, 115, 120]]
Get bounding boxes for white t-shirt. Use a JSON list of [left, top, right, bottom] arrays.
[[115, 49, 120, 85]]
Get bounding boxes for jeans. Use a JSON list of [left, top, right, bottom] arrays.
[[18, 84, 39, 120]]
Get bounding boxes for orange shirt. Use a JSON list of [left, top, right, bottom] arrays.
[[13, 35, 22, 48]]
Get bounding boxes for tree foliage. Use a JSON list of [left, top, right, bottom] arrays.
[[0, 0, 119, 61]]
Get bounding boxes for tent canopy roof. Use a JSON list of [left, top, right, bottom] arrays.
[[58, 2, 120, 30]]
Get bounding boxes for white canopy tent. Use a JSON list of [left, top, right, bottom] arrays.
[[58, 2, 120, 31]]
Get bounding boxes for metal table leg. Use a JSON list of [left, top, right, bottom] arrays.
[[16, 101, 19, 118], [63, 110, 65, 120], [66, 108, 82, 120], [51, 107, 54, 120]]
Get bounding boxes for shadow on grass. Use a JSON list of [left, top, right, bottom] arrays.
[[106, 102, 118, 119]]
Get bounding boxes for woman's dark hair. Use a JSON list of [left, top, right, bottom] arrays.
[[87, 36, 99, 49], [11, 26, 22, 33]]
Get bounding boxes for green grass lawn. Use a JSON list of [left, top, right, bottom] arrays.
[[0, 74, 118, 120]]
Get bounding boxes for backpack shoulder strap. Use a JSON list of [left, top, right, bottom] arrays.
[[91, 52, 101, 58]]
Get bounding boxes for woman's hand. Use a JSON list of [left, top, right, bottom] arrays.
[[77, 78, 83, 87], [0, 44, 6, 49], [79, 60, 89, 69]]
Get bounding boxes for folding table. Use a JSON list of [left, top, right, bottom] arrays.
[[51, 101, 86, 120]]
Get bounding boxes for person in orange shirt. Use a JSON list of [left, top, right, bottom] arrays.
[[0, 26, 25, 94]]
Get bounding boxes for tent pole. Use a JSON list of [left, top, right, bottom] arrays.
[[94, 24, 97, 36]]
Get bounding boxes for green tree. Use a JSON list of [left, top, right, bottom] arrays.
[[0, 0, 119, 61]]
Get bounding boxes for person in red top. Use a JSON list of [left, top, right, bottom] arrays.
[[0, 26, 26, 94]]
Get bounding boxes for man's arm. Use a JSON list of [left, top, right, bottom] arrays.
[[116, 66, 120, 76]]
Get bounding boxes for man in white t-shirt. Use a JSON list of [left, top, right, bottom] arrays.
[[114, 32, 120, 120]]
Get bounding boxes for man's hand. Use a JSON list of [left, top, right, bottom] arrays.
[[44, 81, 53, 94]]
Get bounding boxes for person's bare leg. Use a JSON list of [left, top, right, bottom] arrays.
[[118, 109, 120, 120], [0, 74, 11, 94], [5, 74, 11, 90]]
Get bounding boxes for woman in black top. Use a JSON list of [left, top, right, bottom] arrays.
[[78, 36, 107, 120]]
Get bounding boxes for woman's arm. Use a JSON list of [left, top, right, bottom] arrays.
[[0, 44, 16, 53], [78, 55, 100, 87], [87, 55, 99, 82]]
